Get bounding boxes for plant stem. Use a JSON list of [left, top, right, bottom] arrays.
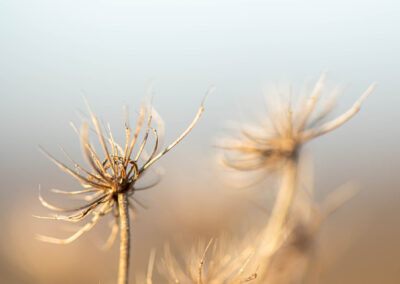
[[258, 157, 298, 278], [118, 193, 130, 284]]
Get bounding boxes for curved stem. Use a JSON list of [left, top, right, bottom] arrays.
[[258, 157, 298, 278], [118, 193, 130, 284]]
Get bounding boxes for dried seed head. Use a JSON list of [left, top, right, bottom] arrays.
[[218, 74, 374, 185], [36, 90, 211, 245], [159, 236, 257, 284]]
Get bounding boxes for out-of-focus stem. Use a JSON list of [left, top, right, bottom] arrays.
[[258, 157, 298, 278], [118, 193, 130, 284]]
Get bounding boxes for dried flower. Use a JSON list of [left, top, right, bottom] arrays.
[[217, 74, 374, 282], [159, 236, 257, 284], [218, 74, 375, 180], [36, 89, 212, 284], [37, 98, 204, 243]]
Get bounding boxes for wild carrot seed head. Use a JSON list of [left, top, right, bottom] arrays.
[[218, 74, 374, 185], [36, 90, 211, 245]]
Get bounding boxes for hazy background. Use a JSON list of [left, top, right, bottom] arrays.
[[1, 0, 400, 283]]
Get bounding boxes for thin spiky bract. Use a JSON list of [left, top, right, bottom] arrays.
[[36, 90, 211, 284]]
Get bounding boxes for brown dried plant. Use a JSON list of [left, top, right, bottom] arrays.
[[218, 74, 374, 280], [158, 236, 257, 284], [36, 90, 211, 284], [219, 73, 374, 178]]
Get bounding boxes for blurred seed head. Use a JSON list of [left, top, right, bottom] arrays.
[[217, 74, 374, 186], [158, 235, 258, 284]]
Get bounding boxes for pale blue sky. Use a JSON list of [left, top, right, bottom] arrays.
[[1, 0, 399, 190], [0, 0, 397, 205]]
